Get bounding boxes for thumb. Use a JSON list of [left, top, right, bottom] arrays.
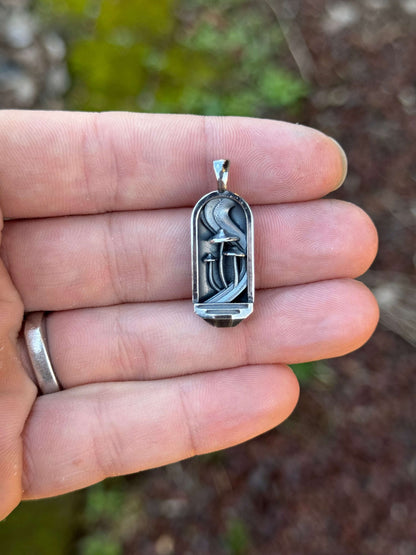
[[0, 211, 37, 519]]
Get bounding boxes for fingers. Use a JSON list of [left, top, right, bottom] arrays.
[[0, 111, 346, 219], [22, 364, 299, 498], [2, 200, 377, 310], [40, 279, 379, 388], [0, 216, 37, 519]]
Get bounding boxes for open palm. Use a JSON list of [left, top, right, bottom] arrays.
[[0, 111, 378, 518]]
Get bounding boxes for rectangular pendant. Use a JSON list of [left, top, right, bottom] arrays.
[[191, 159, 254, 327]]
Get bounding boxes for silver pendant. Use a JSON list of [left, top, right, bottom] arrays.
[[191, 159, 254, 327]]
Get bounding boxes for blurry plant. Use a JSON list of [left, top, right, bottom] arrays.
[[79, 532, 122, 555], [77, 479, 145, 555], [35, 0, 308, 116], [223, 517, 251, 555], [291, 361, 317, 384], [83, 481, 126, 525], [0, 493, 82, 554], [291, 360, 336, 386]]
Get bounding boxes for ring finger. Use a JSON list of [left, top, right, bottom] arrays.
[[18, 278, 379, 388], [2, 200, 377, 310]]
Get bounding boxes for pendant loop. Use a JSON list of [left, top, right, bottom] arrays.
[[213, 159, 229, 192]]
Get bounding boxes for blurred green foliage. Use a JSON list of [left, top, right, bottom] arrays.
[[223, 517, 251, 555], [36, 0, 308, 115], [0, 493, 82, 555], [79, 533, 122, 555], [291, 361, 317, 384], [83, 481, 126, 526], [291, 360, 336, 386], [77, 479, 145, 555]]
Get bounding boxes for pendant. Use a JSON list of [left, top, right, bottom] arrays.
[[191, 159, 254, 327]]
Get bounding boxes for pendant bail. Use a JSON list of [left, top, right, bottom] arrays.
[[213, 159, 229, 193]]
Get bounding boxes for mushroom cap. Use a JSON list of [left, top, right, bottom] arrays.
[[209, 228, 239, 243], [203, 253, 217, 262], [223, 250, 245, 257]]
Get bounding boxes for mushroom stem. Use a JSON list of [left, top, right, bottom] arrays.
[[208, 262, 220, 292], [219, 242, 227, 288], [233, 255, 239, 288]]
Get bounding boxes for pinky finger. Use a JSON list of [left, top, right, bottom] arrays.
[[22, 364, 299, 499]]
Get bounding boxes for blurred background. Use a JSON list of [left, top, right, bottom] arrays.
[[0, 0, 415, 553]]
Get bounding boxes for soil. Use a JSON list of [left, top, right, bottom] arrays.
[[124, 2, 416, 554]]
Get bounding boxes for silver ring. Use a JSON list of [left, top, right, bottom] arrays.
[[24, 312, 61, 394]]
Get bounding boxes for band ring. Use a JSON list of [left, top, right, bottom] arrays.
[[23, 312, 61, 395]]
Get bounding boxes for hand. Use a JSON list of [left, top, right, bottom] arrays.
[[0, 111, 378, 518]]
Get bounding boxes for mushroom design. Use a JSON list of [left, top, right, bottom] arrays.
[[203, 253, 220, 292], [209, 228, 239, 288]]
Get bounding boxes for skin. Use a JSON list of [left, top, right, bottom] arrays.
[[0, 111, 379, 519]]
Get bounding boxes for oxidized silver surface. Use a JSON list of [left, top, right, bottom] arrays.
[[192, 160, 254, 327]]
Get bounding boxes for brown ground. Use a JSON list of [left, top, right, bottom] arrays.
[[1, 1, 415, 554], [122, 2, 416, 554]]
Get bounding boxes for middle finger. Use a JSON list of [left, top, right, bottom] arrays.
[[2, 200, 376, 311]]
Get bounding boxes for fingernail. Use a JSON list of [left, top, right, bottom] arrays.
[[329, 137, 348, 190]]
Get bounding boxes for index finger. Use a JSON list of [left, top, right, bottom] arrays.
[[0, 111, 346, 219]]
